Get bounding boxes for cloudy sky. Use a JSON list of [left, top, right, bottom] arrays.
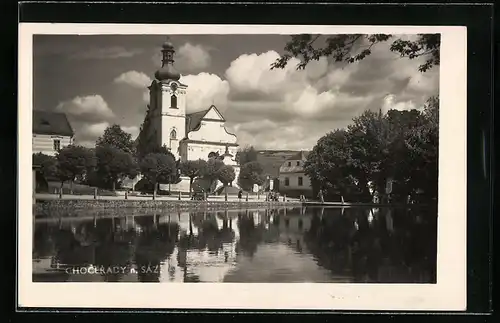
[[33, 34, 439, 150]]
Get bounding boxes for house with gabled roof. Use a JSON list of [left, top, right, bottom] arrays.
[[278, 150, 313, 198], [32, 110, 74, 156]]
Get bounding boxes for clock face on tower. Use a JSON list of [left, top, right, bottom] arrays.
[[170, 82, 178, 92]]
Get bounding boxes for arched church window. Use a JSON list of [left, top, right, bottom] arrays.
[[171, 95, 177, 109], [170, 129, 177, 140]]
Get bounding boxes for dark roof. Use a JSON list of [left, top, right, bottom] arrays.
[[256, 150, 300, 178], [33, 110, 74, 137], [286, 151, 310, 161], [185, 105, 226, 133], [185, 109, 208, 133]]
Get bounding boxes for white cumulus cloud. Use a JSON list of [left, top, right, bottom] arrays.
[[220, 45, 438, 150], [177, 43, 212, 71], [114, 70, 152, 89], [55, 95, 117, 147], [55, 94, 115, 122], [225, 51, 306, 98], [71, 121, 110, 147], [181, 72, 230, 113], [382, 94, 417, 114], [121, 125, 140, 139]]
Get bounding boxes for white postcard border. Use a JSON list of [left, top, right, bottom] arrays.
[[18, 23, 467, 311]]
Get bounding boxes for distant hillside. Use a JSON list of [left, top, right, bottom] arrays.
[[255, 150, 302, 178]]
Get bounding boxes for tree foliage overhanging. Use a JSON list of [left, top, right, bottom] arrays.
[[271, 34, 440, 73], [304, 96, 439, 203]]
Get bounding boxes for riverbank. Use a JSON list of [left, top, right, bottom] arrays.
[[303, 201, 430, 208], [34, 194, 302, 216]]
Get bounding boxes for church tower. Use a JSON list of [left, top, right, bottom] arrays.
[[149, 39, 187, 160]]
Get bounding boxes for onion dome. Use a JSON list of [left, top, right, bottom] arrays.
[[162, 41, 174, 50], [155, 64, 180, 82], [155, 39, 181, 82]]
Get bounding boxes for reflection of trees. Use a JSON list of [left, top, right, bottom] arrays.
[[52, 225, 95, 267], [34, 215, 179, 282], [304, 208, 355, 276], [134, 215, 179, 282], [236, 211, 264, 258], [92, 218, 134, 282], [33, 222, 57, 259], [304, 207, 437, 283]]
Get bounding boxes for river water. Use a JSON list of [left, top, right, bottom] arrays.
[[32, 206, 437, 283]]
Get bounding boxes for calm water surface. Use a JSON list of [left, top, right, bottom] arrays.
[[32, 206, 437, 283]]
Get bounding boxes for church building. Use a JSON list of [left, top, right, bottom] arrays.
[[136, 40, 240, 191]]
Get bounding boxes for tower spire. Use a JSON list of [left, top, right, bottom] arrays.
[[155, 38, 180, 81], [161, 37, 175, 67]]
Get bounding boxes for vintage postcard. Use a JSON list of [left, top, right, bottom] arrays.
[[18, 23, 466, 311]]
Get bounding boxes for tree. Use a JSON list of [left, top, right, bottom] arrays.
[[304, 129, 363, 201], [271, 33, 440, 73], [235, 146, 258, 165], [217, 165, 236, 201], [201, 157, 225, 193], [383, 109, 426, 201], [180, 159, 208, 195], [304, 97, 439, 204], [404, 97, 439, 201], [32, 153, 59, 181], [95, 145, 139, 191], [139, 152, 177, 197], [96, 124, 135, 154], [56, 145, 96, 192], [346, 110, 392, 201], [238, 161, 266, 191]]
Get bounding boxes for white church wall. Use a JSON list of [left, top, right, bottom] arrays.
[[187, 121, 237, 145], [160, 83, 186, 118], [179, 143, 188, 161], [161, 115, 185, 159], [204, 108, 222, 120], [157, 82, 187, 160], [185, 142, 235, 161]]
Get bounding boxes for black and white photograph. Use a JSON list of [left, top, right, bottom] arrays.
[[18, 24, 466, 310]]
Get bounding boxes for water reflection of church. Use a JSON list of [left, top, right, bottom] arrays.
[[33, 206, 437, 283]]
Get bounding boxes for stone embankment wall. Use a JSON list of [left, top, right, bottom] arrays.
[[35, 198, 302, 216]]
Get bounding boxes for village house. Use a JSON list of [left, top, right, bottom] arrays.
[[278, 151, 313, 199], [32, 110, 74, 156]]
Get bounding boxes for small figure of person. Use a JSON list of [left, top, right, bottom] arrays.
[[238, 189, 243, 200], [318, 189, 324, 203]]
